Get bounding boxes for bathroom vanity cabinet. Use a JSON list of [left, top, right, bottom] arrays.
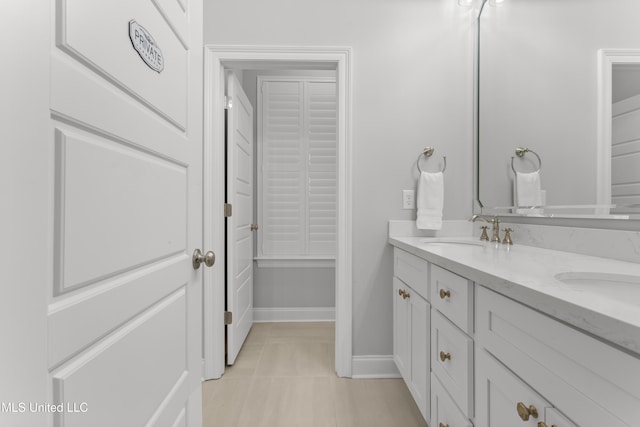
[[391, 243, 640, 427]]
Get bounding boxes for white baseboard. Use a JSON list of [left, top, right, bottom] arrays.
[[253, 307, 335, 323], [351, 355, 401, 379]]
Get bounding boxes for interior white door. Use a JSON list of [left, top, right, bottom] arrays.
[[43, 1, 204, 426], [226, 72, 255, 365]]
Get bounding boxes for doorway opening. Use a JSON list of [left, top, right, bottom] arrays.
[[203, 46, 353, 379]]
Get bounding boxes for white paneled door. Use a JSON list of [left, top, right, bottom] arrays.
[[225, 73, 254, 365], [16, 0, 206, 426]]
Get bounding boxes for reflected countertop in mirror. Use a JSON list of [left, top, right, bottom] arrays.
[[476, 0, 640, 219]]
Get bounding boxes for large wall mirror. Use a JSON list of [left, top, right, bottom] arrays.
[[477, 0, 640, 220]]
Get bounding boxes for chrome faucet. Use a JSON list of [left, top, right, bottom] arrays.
[[469, 215, 501, 243]]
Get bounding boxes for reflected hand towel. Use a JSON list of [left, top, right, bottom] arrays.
[[514, 171, 542, 213]]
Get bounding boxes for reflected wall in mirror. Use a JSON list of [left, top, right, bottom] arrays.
[[477, 0, 640, 219]]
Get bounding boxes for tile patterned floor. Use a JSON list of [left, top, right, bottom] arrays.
[[202, 322, 427, 427]]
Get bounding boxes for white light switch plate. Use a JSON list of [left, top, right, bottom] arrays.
[[402, 190, 415, 209]]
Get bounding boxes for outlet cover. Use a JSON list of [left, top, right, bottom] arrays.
[[402, 190, 415, 209]]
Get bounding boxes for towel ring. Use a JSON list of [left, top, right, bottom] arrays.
[[511, 147, 541, 174], [417, 147, 446, 173]]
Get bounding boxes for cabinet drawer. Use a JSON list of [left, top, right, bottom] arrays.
[[394, 248, 429, 299], [431, 373, 473, 427], [477, 286, 640, 427], [432, 310, 473, 418], [430, 265, 473, 334]]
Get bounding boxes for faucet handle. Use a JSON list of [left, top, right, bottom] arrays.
[[479, 226, 489, 241], [502, 228, 513, 245]]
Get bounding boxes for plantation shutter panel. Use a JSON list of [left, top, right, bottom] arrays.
[[259, 78, 337, 258], [306, 81, 337, 255], [261, 81, 305, 255]]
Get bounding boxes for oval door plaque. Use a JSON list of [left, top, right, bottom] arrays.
[[129, 20, 164, 73]]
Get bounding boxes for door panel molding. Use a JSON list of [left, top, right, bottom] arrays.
[[56, 0, 188, 128], [51, 55, 189, 157], [53, 128, 187, 294], [48, 255, 187, 368], [51, 288, 188, 427]]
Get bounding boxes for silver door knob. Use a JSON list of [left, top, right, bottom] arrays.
[[192, 249, 215, 270]]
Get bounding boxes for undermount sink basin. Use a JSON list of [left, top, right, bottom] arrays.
[[554, 272, 640, 303], [420, 238, 485, 247]]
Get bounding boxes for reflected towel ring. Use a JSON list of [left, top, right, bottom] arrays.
[[417, 147, 447, 173], [511, 147, 541, 174]]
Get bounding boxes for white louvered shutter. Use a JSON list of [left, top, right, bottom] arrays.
[[259, 78, 337, 258], [261, 81, 305, 255], [305, 81, 337, 255]]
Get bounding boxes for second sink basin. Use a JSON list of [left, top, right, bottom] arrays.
[[554, 272, 640, 303]]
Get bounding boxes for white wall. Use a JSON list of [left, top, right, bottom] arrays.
[[205, 0, 474, 357]]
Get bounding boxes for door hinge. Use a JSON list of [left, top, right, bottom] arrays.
[[224, 203, 232, 217], [224, 311, 233, 325], [224, 96, 233, 110]]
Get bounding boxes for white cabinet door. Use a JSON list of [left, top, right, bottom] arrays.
[[393, 277, 430, 422], [476, 349, 551, 427], [408, 288, 430, 422], [393, 278, 410, 379]]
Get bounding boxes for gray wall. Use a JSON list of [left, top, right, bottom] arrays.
[[253, 267, 335, 308], [205, 0, 474, 356]]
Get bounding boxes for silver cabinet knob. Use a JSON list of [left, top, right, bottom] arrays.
[[250, 223, 259, 231], [192, 249, 215, 270]]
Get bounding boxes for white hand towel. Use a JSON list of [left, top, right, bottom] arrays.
[[416, 171, 443, 230], [514, 171, 542, 214]]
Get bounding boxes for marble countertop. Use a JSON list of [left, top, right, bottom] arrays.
[[388, 236, 640, 356]]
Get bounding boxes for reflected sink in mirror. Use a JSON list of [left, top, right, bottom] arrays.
[[420, 238, 485, 247], [554, 272, 640, 303]]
